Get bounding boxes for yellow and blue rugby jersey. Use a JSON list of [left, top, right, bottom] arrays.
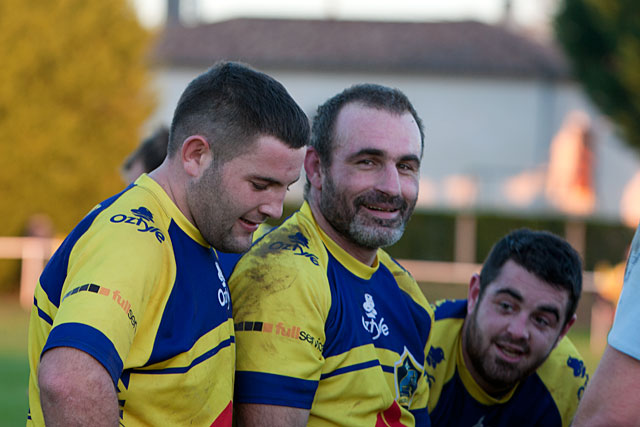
[[27, 174, 235, 426], [230, 202, 434, 426], [426, 300, 589, 427]]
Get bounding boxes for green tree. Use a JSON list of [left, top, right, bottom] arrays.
[[0, 0, 155, 290], [554, 0, 640, 152]]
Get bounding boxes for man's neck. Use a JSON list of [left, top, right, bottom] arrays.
[[307, 197, 377, 266], [148, 164, 194, 226]]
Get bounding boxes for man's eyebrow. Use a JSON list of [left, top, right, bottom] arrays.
[[251, 175, 284, 186], [535, 304, 561, 322], [252, 175, 301, 187], [494, 287, 562, 322], [346, 148, 385, 161], [346, 149, 420, 164], [493, 288, 523, 302], [399, 154, 421, 164]]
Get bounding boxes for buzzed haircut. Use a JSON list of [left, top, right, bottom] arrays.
[[310, 83, 425, 168], [168, 61, 310, 163], [479, 228, 583, 326]]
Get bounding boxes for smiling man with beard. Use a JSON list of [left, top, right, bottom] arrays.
[[425, 229, 589, 427], [230, 84, 434, 426]]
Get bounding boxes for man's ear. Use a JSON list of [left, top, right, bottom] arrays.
[[556, 313, 577, 347], [467, 273, 482, 315], [181, 135, 212, 178], [304, 147, 323, 190]]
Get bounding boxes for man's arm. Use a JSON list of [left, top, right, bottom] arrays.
[[235, 403, 309, 427], [572, 345, 640, 426], [39, 346, 119, 426]]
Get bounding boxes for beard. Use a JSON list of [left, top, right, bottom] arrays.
[[463, 308, 556, 394], [318, 173, 416, 249], [186, 164, 252, 253]]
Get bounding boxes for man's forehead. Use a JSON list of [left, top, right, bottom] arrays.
[[486, 261, 570, 313], [333, 103, 421, 155]]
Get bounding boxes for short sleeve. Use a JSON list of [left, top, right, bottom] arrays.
[[609, 225, 640, 360], [43, 207, 166, 385], [230, 224, 330, 409]]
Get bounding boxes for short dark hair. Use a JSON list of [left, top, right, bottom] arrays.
[[168, 61, 309, 162], [479, 228, 583, 325], [310, 83, 425, 168], [123, 126, 169, 174]]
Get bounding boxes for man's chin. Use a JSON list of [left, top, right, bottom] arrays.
[[217, 235, 252, 253]]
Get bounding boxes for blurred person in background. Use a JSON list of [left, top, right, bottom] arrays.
[[121, 125, 169, 183], [231, 83, 434, 426], [572, 226, 640, 425], [26, 61, 309, 426], [426, 228, 588, 427]]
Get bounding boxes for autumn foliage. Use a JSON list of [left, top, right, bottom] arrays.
[[0, 0, 155, 289]]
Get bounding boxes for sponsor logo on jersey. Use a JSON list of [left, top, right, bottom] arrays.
[[62, 283, 137, 331], [268, 232, 319, 265], [215, 262, 231, 309], [362, 293, 389, 340], [110, 206, 165, 243], [235, 320, 324, 353], [394, 347, 423, 408], [567, 356, 589, 399]]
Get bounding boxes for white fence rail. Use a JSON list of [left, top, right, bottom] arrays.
[[1, 237, 596, 310]]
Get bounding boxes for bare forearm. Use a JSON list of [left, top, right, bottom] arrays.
[[39, 347, 119, 426], [235, 403, 309, 427], [573, 345, 640, 426]]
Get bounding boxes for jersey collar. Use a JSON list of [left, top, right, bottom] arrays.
[[135, 174, 209, 247], [455, 328, 519, 405], [301, 202, 380, 280]]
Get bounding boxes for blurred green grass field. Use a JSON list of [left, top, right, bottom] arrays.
[[0, 295, 30, 426], [0, 286, 604, 425]]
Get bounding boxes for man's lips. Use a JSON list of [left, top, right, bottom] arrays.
[[361, 203, 402, 219], [494, 341, 528, 362], [238, 217, 261, 232]]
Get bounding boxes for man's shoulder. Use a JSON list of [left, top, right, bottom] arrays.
[[432, 299, 468, 322], [377, 251, 430, 305], [536, 336, 589, 386], [530, 336, 589, 424], [238, 209, 328, 270]]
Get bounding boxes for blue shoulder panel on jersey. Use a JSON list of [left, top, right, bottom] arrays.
[[39, 188, 130, 308], [147, 221, 232, 366], [323, 255, 431, 361], [323, 256, 375, 358], [216, 251, 242, 279], [234, 371, 318, 409], [434, 299, 467, 321], [43, 322, 123, 386]]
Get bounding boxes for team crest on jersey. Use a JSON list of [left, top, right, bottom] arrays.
[[267, 232, 319, 265], [394, 347, 423, 407], [361, 293, 389, 340], [110, 206, 165, 243]]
